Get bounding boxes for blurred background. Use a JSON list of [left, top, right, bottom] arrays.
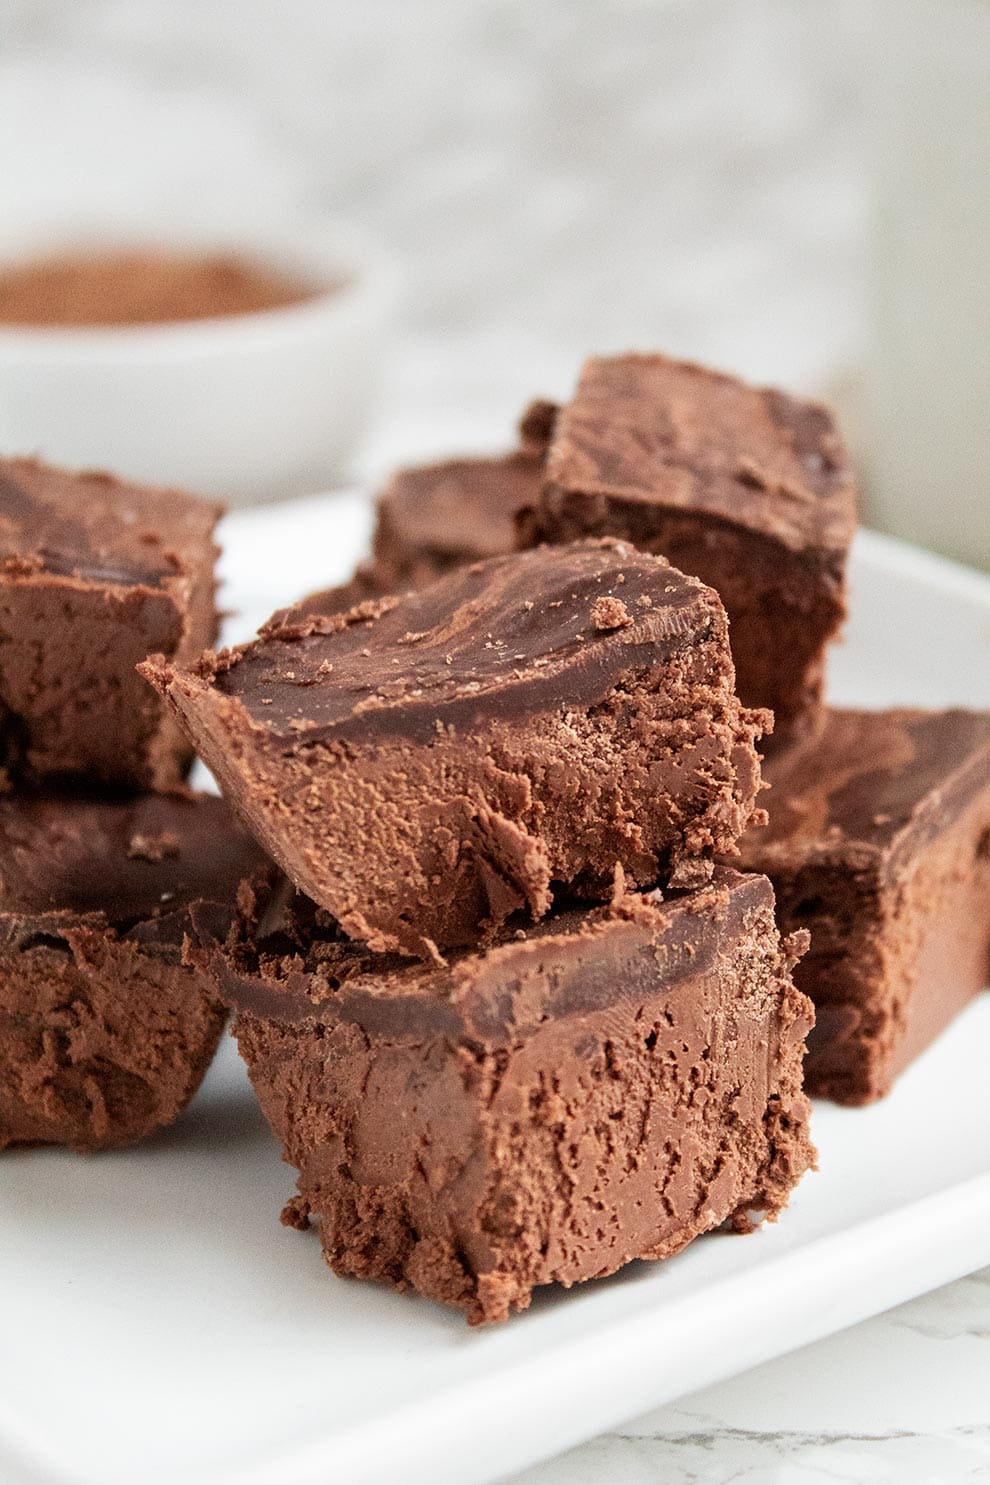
[[1, 0, 987, 563]]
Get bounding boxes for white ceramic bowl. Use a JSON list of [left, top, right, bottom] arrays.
[[0, 223, 397, 504]]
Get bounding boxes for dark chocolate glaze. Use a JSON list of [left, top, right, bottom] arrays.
[[211, 867, 769, 1047], [749, 709, 990, 861], [0, 791, 266, 939], [0, 457, 220, 590], [204, 539, 721, 746], [545, 354, 856, 556]]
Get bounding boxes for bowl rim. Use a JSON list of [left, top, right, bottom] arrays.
[[0, 219, 398, 361]]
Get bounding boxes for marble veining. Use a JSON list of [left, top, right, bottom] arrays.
[[511, 1267, 990, 1483]]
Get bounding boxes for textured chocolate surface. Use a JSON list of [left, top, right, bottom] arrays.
[[0, 791, 267, 1151], [750, 708, 990, 861], [0, 457, 221, 788], [740, 708, 990, 1103], [205, 867, 753, 1042], [517, 398, 559, 455], [211, 539, 736, 744], [0, 791, 264, 931], [147, 541, 768, 955], [0, 457, 218, 590], [524, 354, 856, 735], [308, 424, 555, 620], [216, 867, 815, 1323], [372, 450, 545, 586], [290, 565, 393, 623], [543, 354, 855, 554]]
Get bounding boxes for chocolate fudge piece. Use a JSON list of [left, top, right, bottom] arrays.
[[210, 867, 814, 1324], [520, 354, 856, 737], [372, 451, 544, 587], [0, 791, 265, 1150], [517, 398, 559, 455], [303, 408, 557, 618], [290, 564, 394, 623], [145, 540, 768, 957], [738, 709, 990, 1104], [0, 457, 222, 788]]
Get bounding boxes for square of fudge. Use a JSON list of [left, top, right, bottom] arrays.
[[739, 709, 990, 1104], [291, 447, 547, 623], [517, 398, 559, 456], [301, 407, 558, 621], [0, 457, 222, 788], [372, 449, 546, 588], [521, 354, 857, 738], [210, 867, 815, 1324], [0, 790, 265, 1151], [146, 540, 768, 956]]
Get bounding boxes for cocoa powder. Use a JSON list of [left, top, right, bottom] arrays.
[[0, 249, 320, 327]]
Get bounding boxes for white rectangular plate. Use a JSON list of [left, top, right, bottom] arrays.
[[2, 495, 989, 1485]]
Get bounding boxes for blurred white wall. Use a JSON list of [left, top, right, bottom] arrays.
[[1, 0, 868, 467]]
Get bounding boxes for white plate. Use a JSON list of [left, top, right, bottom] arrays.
[[2, 497, 989, 1485]]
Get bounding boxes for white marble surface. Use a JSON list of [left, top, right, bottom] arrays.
[[510, 1268, 990, 1484]]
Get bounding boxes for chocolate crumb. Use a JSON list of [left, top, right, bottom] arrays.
[[127, 830, 180, 862], [280, 1194, 313, 1230], [590, 595, 633, 631]]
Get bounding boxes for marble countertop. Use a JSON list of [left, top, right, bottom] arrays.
[[510, 1267, 990, 1483]]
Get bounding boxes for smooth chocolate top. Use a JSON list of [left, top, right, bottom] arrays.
[[216, 867, 771, 1045], [182, 539, 722, 747], [374, 452, 544, 568], [0, 791, 265, 933], [546, 354, 856, 556], [744, 708, 990, 865], [0, 457, 221, 590]]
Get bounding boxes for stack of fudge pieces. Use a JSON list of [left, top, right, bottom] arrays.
[[5, 350, 988, 1327], [298, 353, 990, 1107], [149, 351, 989, 1323], [0, 458, 264, 1151], [148, 534, 817, 1325]]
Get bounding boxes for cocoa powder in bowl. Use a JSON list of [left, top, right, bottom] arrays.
[[0, 250, 322, 328]]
